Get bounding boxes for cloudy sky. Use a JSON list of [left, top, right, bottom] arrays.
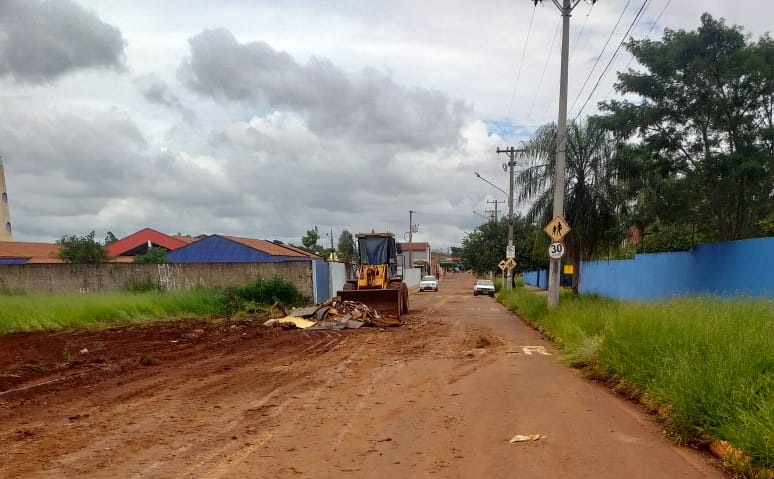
[[1, 0, 771, 251]]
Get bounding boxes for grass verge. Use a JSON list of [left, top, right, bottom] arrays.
[[499, 286, 774, 475], [0, 276, 310, 335]]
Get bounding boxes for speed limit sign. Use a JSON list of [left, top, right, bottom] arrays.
[[548, 242, 565, 259]]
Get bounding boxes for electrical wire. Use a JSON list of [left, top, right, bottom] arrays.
[[525, 18, 561, 129], [601, 0, 672, 101], [505, 4, 537, 121], [569, 0, 595, 58], [568, 0, 632, 117], [574, 0, 651, 121]]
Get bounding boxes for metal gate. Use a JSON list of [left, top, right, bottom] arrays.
[[312, 260, 330, 304]]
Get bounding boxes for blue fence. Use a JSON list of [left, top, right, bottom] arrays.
[[580, 237, 774, 300], [523, 269, 548, 288], [312, 260, 330, 303], [522, 237, 774, 300]]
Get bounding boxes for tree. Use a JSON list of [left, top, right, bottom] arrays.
[[56, 231, 110, 264], [460, 216, 545, 277], [133, 247, 170, 264], [336, 229, 357, 262], [104, 231, 119, 245], [601, 13, 774, 242], [515, 119, 631, 291], [299, 226, 325, 256]]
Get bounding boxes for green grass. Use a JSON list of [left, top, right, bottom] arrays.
[[499, 287, 774, 473], [0, 288, 225, 334], [0, 275, 311, 335]]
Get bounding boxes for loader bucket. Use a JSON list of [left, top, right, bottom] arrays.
[[337, 288, 402, 318]]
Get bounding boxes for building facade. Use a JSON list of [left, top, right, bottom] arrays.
[[0, 159, 12, 241]]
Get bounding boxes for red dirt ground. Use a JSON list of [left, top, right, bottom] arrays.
[[0, 274, 730, 478]]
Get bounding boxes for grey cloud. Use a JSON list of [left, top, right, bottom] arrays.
[[179, 29, 471, 149], [0, 0, 125, 83], [138, 75, 197, 123]]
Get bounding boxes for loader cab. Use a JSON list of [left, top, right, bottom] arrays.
[[355, 232, 402, 279]]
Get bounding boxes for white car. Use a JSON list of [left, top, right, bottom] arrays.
[[473, 279, 495, 297], [419, 275, 438, 292]]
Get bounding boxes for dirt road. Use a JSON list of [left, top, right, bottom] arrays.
[[1, 273, 728, 478]]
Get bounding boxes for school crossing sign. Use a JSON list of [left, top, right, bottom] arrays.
[[544, 216, 571, 243]]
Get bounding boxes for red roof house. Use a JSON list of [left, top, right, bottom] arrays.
[[106, 228, 192, 257]]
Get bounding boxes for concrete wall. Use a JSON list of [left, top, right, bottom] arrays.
[[328, 262, 348, 297], [0, 261, 313, 296]]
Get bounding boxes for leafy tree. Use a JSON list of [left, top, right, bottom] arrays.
[[601, 13, 774, 242], [460, 216, 545, 277], [336, 229, 357, 262], [449, 246, 462, 257], [300, 226, 325, 256], [104, 231, 119, 245], [133, 247, 170, 264], [56, 231, 110, 264], [515, 119, 631, 291]]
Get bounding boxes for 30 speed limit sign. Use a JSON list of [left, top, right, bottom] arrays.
[[548, 242, 565, 259]]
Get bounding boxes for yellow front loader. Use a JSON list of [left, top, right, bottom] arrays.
[[338, 231, 409, 318]]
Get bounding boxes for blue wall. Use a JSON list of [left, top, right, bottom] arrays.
[[523, 269, 548, 288], [169, 236, 305, 263], [579, 237, 774, 300]]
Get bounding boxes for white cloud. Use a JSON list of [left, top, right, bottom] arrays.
[[1, 0, 771, 250]]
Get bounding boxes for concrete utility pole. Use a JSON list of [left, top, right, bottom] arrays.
[[408, 210, 417, 271], [486, 199, 504, 222], [533, 0, 592, 308], [496, 147, 525, 291]]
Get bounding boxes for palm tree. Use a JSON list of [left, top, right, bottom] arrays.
[[515, 118, 631, 291]]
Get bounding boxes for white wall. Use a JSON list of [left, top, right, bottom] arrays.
[[328, 261, 348, 296], [404, 267, 422, 288]]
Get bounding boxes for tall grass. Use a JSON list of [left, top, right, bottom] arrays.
[[0, 288, 224, 334], [500, 286, 774, 472]]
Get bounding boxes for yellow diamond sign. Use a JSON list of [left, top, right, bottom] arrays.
[[544, 216, 571, 242], [504, 258, 517, 270], [498, 259, 507, 270]]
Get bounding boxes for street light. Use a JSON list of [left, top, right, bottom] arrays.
[[474, 171, 509, 199]]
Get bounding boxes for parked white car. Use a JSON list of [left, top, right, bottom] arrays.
[[473, 279, 495, 297], [419, 275, 438, 292]]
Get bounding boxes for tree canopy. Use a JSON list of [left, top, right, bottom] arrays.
[[336, 229, 357, 262], [460, 216, 546, 277], [600, 13, 774, 242], [133, 247, 170, 264], [56, 231, 110, 264]]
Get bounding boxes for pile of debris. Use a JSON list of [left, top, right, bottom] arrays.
[[264, 296, 401, 330]]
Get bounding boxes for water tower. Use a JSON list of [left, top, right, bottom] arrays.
[[0, 157, 12, 241]]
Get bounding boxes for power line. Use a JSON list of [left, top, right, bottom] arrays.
[[505, 3, 537, 121], [525, 17, 561, 129], [569, 0, 595, 57], [574, 0, 651, 121], [601, 0, 672, 101], [568, 0, 632, 118]]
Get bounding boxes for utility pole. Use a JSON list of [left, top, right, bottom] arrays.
[[486, 199, 503, 222], [496, 146, 524, 291], [408, 210, 415, 272], [533, 0, 591, 308]]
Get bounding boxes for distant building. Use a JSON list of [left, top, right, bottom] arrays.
[[168, 235, 321, 263], [0, 159, 12, 241], [106, 228, 194, 258], [0, 242, 62, 264]]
